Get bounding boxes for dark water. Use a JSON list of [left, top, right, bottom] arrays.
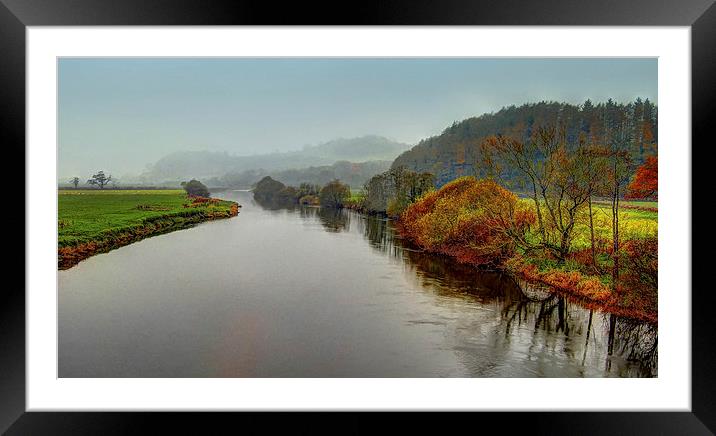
[[58, 190, 657, 377]]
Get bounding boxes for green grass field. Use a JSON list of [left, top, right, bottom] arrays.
[[593, 200, 657, 209], [58, 190, 237, 247], [517, 198, 658, 251], [347, 190, 365, 203]]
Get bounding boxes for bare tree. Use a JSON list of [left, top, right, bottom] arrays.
[[481, 125, 594, 262], [481, 133, 548, 243]]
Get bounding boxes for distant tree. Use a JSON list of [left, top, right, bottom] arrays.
[[69, 177, 80, 188], [87, 171, 112, 189], [253, 176, 288, 202], [362, 167, 434, 215], [182, 179, 211, 198], [297, 182, 321, 198], [319, 179, 351, 208], [362, 172, 393, 213], [386, 167, 435, 216], [626, 155, 657, 199]]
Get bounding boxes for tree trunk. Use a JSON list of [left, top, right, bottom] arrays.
[[588, 195, 596, 267], [531, 182, 546, 242], [611, 159, 620, 284], [614, 193, 620, 280]]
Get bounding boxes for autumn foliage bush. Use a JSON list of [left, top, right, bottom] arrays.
[[399, 177, 535, 267], [626, 155, 657, 199]]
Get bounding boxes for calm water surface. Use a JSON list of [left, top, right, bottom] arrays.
[[58, 190, 657, 377]]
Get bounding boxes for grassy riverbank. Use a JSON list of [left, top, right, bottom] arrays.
[[58, 190, 239, 269]]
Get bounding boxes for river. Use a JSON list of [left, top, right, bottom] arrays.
[[58, 190, 657, 377]]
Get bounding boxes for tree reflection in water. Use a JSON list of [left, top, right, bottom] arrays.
[[317, 207, 350, 233], [253, 196, 299, 212], [297, 206, 351, 232]]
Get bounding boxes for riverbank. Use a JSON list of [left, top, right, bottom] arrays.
[[58, 190, 239, 269], [505, 254, 657, 324]]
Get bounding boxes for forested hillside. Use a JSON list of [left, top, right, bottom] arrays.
[[392, 100, 657, 186]]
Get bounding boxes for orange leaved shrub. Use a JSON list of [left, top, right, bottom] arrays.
[[399, 177, 535, 267]]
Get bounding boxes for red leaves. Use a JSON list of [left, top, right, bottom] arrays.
[[626, 155, 657, 199]]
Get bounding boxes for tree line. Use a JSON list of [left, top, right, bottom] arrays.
[[252, 176, 352, 209], [392, 99, 657, 187], [208, 160, 392, 189], [65, 171, 115, 189]]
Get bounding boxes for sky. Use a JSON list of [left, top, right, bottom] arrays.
[[58, 58, 657, 179]]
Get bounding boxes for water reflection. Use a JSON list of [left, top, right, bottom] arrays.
[[317, 207, 350, 233], [300, 205, 658, 377], [253, 196, 299, 211]]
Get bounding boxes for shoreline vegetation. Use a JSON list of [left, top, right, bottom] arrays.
[[58, 189, 239, 269]]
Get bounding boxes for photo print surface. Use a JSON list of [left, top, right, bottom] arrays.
[[57, 58, 658, 378]]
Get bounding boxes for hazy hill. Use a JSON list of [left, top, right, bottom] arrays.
[[208, 160, 393, 189], [139, 135, 409, 183], [392, 100, 657, 186]]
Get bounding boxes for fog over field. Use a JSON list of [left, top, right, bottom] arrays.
[[58, 58, 657, 183]]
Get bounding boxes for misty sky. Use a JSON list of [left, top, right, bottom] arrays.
[[58, 58, 657, 179]]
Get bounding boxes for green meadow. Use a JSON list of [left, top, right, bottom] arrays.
[[517, 198, 658, 252], [58, 190, 237, 248]]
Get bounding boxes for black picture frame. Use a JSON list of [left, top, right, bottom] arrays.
[[2, 0, 713, 433]]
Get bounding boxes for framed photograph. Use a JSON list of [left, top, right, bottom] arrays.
[[4, 0, 712, 433]]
